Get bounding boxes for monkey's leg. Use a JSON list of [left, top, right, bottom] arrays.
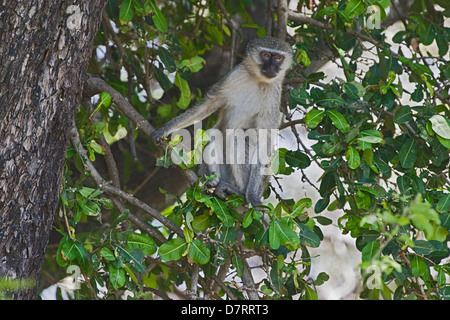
[[215, 179, 243, 199], [245, 163, 270, 206]]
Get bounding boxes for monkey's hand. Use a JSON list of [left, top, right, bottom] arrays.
[[214, 180, 243, 200], [245, 194, 262, 206], [151, 129, 166, 145]]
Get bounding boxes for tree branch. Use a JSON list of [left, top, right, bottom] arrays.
[[83, 73, 199, 186], [241, 257, 259, 300], [83, 74, 155, 137], [276, 0, 289, 39], [69, 118, 184, 238], [217, 0, 238, 71], [288, 11, 332, 31]]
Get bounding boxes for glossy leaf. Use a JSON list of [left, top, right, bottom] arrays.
[[394, 105, 412, 124], [269, 220, 301, 250], [398, 138, 418, 169], [159, 238, 187, 262], [429, 115, 450, 139], [410, 256, 428, 278], [109, 265, 126, 290], [346, 146, 361, 169], [127, 233, 157, 256], [285, 150, 311, 169], [326, 110, 350, 133], [119, 0, 134, 23], [211, 198, 234, 227], [189, 240, 210, 265], [304, 109, 325, 128], [298, 223, 320, 248], [148, 0, 168, 32]]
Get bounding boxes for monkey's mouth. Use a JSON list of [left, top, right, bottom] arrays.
[[261, 70, 277, 78]]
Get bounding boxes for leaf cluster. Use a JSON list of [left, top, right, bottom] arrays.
[[46, 0, 450, 300]]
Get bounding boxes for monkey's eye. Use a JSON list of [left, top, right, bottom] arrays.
[[274, 54, 283, 62], [261, 52, 271, 60]]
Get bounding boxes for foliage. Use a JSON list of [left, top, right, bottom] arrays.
[[46, 0, 450, 300], [0, 278, 35, 300]]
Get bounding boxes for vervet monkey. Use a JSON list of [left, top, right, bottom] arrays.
[[152, 37, 293, 205]]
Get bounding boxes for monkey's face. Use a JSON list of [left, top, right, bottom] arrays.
[[259, 51, 285, 79], [245, 37, 293, 82]]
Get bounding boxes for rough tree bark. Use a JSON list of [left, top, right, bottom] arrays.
[[0, 0, 106, 299]]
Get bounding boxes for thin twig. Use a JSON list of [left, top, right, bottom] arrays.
[[69, 119, 184, 238], [190, 264, 200, 300], [83, 74, 199, 186], [217, 0, 238, 71], [276, 0, 288, 39]]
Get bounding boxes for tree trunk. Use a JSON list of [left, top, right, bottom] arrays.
[[0, 0, 106, 299]]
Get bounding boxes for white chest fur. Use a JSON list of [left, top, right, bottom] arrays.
[[220, 67, 282, 130]]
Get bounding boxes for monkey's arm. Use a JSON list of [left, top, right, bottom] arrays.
[[151, 92, 224, 143]]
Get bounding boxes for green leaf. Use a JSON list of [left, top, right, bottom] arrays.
[[189, 240, 210, 265], [419, 23, 435, 46], [269, 220, 301, 250], [119, 0, 134, 23], [437, 194, 450, 213], [409, 196, 448, 241], [343, 82, 364, 100], [315, 216, 332, 226], [285, 150, 311, 169], [192, 212, 210, 232], [148, 0, 168, 32], [109, 265, 126, 290], [304, 109, 325, 128], [429, 115, 450, 139], [313, 272, 330, 286], [413, 240, 435, 255], [220, 227, 237, 244], [326, 110, 350, 133], [175, 73, 191, 109], [315, 197, 330, 213], [159, 238, 187, 262], [60, 238, 89, 268], [127, 233, 157, 256], [242, 209, 253, 228], [440, 213, 450, 229], [211, 198, 234, 227], [115, 245, 146, 273], [357, 130, 384, 144], [232, 253, 244, 278], [271, 148, 289, 174], [345, 0, 365, 18], [154, 66, 173, 91], [435, 26, 449, 56], [361, 241, 380, 262], [295, 48, 311, 67], [158, 48, 177, 73], [99, 247, 116, 261], [410, 256, 428, 277], [298, 223, 320, 248], [437, 135, 450, 148], [304, 285, 319, 300], [178, 56, 206, 73], [291, 198, 312, 217], [398, 138, 418, 169], [269, 221, 281, 250], [394, 105, 412, 124], [346, 146, 361, 169]]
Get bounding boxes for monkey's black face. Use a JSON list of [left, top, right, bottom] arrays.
[[260, 51, 285, 78]]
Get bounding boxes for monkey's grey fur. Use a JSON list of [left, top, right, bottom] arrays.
[[152, 37, 293, 205]]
